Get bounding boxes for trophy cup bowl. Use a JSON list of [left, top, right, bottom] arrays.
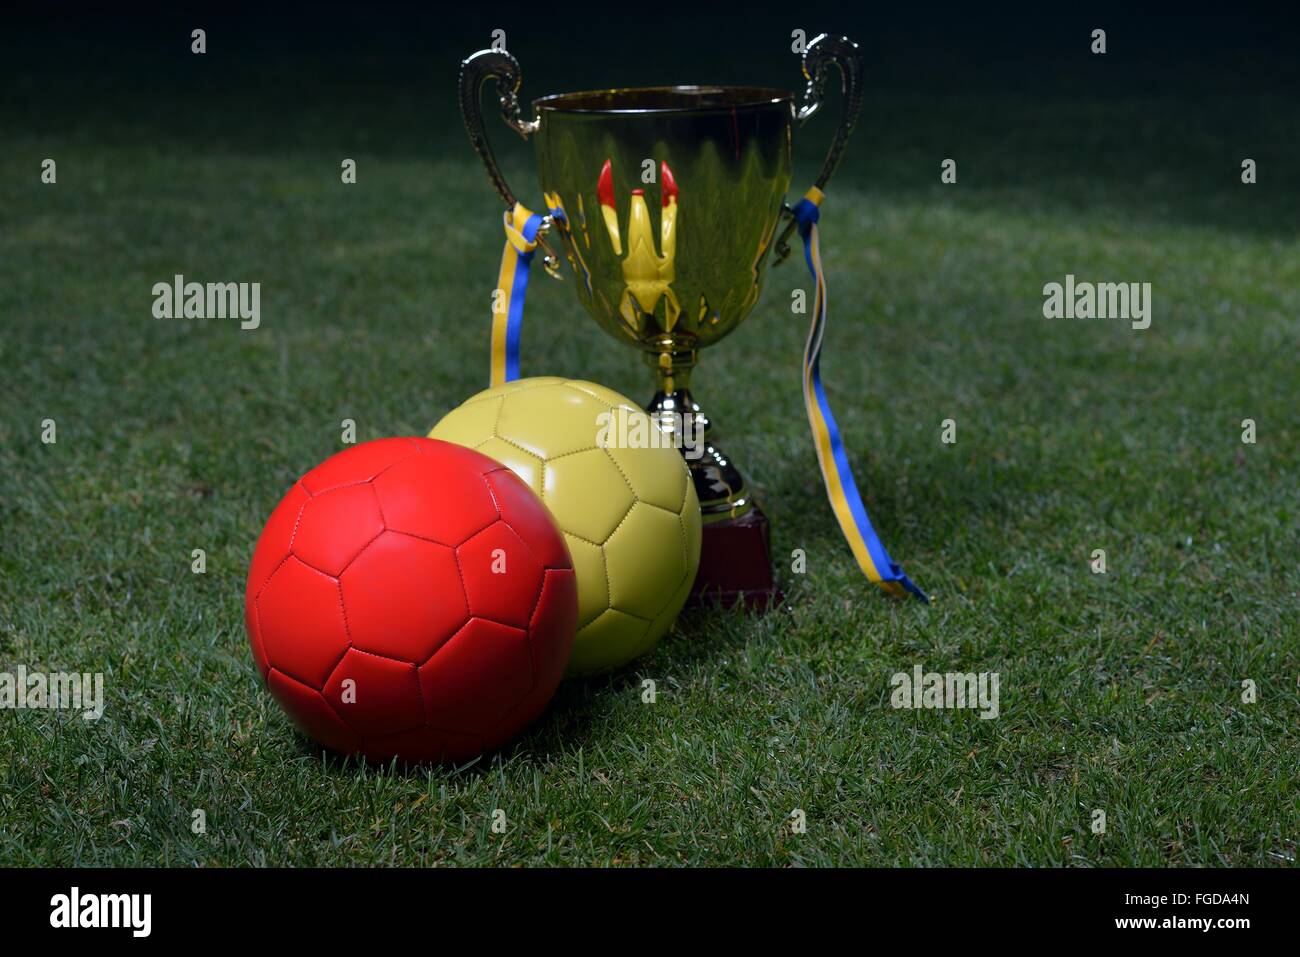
[[459, 35, 863, 605]]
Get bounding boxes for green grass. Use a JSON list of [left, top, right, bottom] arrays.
[[1, 32, 1298, 866]]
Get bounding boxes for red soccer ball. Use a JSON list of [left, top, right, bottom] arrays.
[[244, 437, 577, 763]]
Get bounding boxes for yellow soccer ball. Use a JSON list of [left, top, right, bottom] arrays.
[[431, 377, 701, 676]]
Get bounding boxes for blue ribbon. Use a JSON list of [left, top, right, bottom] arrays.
[[793, 195, 928, 602]]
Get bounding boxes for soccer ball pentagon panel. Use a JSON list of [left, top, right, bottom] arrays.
[[431, 378, 701, 676]]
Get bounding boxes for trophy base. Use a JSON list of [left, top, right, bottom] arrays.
[[687, 504, 782, 610]]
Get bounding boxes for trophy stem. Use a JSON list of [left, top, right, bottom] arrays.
[[644, 352, 780, 609], [644, 350, 749, 522]]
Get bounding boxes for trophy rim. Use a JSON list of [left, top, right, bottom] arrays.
[[534, 85, 793, 115]]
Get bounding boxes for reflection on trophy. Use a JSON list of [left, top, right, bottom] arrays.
[[459, 35, 863, 606]]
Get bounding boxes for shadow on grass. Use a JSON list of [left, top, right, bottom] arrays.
[[294, 595, 783, 778], [294, 663, 668, 779]]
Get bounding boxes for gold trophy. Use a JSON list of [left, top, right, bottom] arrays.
[[459, 34, 863, 605]]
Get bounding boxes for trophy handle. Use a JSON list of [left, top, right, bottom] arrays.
[[458, 48, 561, 273], [772, 34, 864, 265]]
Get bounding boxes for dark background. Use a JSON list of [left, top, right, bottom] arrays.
[[5, 4, 1298, 230], [5, 8, 1294, 161]]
